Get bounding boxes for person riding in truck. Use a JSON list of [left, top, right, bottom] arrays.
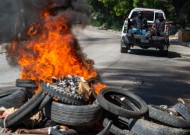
[[130, 11, 148, 35], [153, 14, 165, 36], [148, 13, 168, 44]]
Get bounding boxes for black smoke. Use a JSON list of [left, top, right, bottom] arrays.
[[0, 0, 88, 43]]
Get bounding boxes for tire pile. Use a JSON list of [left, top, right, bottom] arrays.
[[0, 77, 190, 135]]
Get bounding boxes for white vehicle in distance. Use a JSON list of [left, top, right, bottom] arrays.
[[121, 8, 171, 56]]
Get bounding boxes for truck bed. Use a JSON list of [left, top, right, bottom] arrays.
[[126, 33, 166, 47]]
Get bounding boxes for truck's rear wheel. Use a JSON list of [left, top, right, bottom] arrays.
[[159, 50, 168, 56], [121, 47, 128, 53], [120, 40, 130, 53], [159, 45, 169, 57]]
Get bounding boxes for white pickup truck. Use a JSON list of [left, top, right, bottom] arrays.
[[121, 8, 171, 56]]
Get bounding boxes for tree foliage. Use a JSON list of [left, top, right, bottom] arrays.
[[87, 0, 190, 30]]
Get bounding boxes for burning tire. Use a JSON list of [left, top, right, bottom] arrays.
[[0, 89, 27, 108], [16, 79, 37, 88], [127, 119, 190, 135], [103, 118, 135, 135], [49, 100, 103, 126], [87, 75, 101, 85], [147, 105, 190, 129], [174, 103, 190, 122], [40, 82, 86, 105], [97, 88, 148, 118]]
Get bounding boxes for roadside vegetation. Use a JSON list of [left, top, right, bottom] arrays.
[[87, 0, 190, 31]]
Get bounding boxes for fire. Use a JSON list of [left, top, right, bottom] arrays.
[[92, 82, 108, 94], [9, 12, 97, 83], [27, 24, 37, 36]]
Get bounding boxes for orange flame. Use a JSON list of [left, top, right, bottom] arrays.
[[92, 82, 108, 94], [10, 13, 97, 83], [27, 24, 37, 36]]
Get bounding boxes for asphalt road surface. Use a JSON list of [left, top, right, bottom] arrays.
[[1, 26, 190, 106]]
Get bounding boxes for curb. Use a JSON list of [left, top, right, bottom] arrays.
[[89, 26, 121, 35], [181, 42, 190, 48], [170, 36, 190, 48]]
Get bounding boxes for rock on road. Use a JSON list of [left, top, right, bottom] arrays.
[[1, 26, 190, 105]]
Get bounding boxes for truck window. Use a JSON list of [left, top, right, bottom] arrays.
[[155, 13, 164, 19], [131, 11, 138, 19], [130, 11, 154, 21]]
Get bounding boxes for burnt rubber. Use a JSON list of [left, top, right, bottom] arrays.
[[148, 105, 190, 129], [87, 79, 99, 98], [103, 118, 135, 135], [40, 82, 85, 105], [174, 103, 190, 122], [128, 118, 190, 135], [87, 76, 99, 85], [0, 90, 45, 128], [50, 100, 103, 126], [0, 89, 26, 108], [97, 88, 148, 118], [16, 79, 37, 88]]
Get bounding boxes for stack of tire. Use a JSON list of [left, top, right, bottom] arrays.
[[1, 79, 105, 134], [97, 88, 190, 135], [40, 81, 104, 134], [0, 79, 190, 135]]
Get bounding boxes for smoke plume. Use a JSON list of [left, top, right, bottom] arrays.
[[0, 0, 88, 43]]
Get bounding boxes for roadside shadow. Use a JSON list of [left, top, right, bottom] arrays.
[[168, 51, 182, 58], [129, 49, 181, 58], [99, 67, 190, 106]]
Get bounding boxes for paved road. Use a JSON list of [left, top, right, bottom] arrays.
[[77, 27, 190, 106], [1, 26, 190, 106], [0, 53, 20, 87]]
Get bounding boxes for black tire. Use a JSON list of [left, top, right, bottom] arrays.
[[148, 105, 190, 129], [7, 93, 45, 128], [39, 95, 52, 110], [16, 79, 37, 88], [0, 90, 45, 128], [40, 82, 85, 105], [50, 100, 103, 126], [97, 119, 112, 135], [0, 88, 16, 97], [159, 46, 168, 57], [162, 50, 168, 56], [0, 89, 26, 108], [121, 47, 128, 53], [120, 40, 129, 53], [43, 101, 52, 119], [174, 103, 190, 122], [97, 88, 148, 118], [87, 76, 100, 85], [128, 118, 190, 135], [87, 76, 101, 98], [103, 118, 135, 135]]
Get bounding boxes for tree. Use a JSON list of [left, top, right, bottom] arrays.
[[98, 0, 133, 17], [87, 0, 189, 30]]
